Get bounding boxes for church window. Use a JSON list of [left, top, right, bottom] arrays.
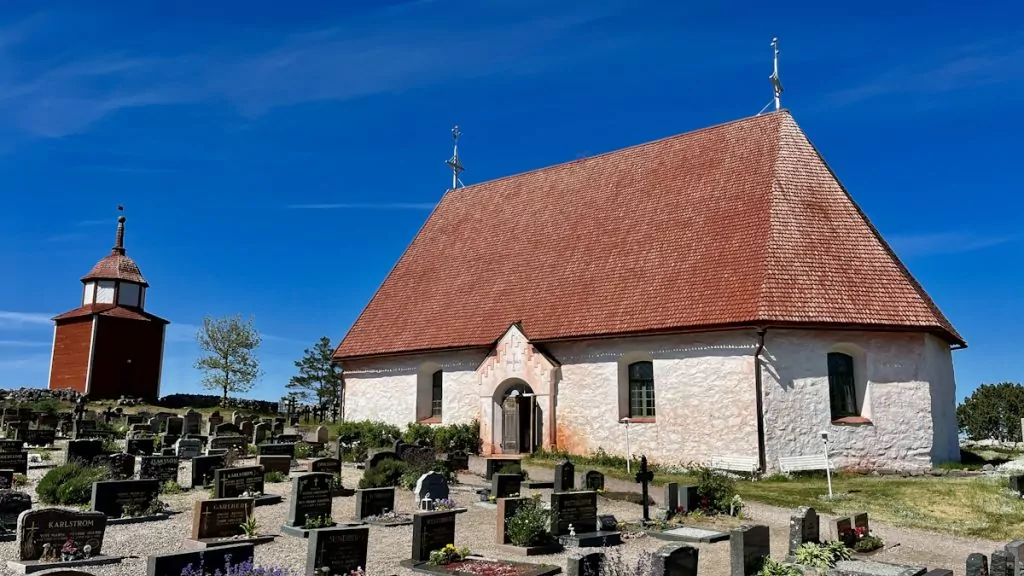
[[828, 352, 857, 419], [431, 370, 443, 418], [628, 361, 656, 418]]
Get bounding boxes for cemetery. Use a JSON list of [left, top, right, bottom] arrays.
[[0, 393, 1023, 575]]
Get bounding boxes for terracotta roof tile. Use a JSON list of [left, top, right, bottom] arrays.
[[53, 304, 168, 324], [334, 111, 962, 360], [81, 253, 148, 286]]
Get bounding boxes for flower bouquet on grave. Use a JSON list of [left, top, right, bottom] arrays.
[[838, 526, 884, 553], [433, 497, 458, 511], [428, 543, 471, 566]]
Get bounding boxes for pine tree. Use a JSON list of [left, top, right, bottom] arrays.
[[287, 336, 342, 409], [193, 314, 263, 400]]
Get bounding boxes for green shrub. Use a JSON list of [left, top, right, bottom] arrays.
[[794, 541, 851, 570], [853, 535, 884, 553], [160, 480, 183, 494], [333, 420, 402, 461], [358, 459, 408, 489], [505, 494, 554, 547], [246, 444, 258, 456], [37, 461, 108, 505], [264, 471, 288, 483], [693, 464, 737, 514], [433, 421, 480, 454], [101, 438, 120, 453], [756, 557, 801, 576], [295, 442, 313, 459], [12, 473, 28, 488], [400, 459, 457, 491], [402, 422, 437, 447]]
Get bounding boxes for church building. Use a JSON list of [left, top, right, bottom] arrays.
[[48, 214, 169, 401], [333, 111, 963, 472]]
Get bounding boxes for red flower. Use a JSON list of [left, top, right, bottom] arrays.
[[699, 498, 709, 506]]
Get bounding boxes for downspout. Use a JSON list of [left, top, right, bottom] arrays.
[[754, 327, 768, 474]]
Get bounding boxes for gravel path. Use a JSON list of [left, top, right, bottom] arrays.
[[0, 458, 1004, 575]]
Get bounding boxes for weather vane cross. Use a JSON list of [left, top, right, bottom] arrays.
[[770, 37, 783, 111], [445, 124, 465, 190]]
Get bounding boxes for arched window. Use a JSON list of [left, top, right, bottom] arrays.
[[431, 370, 443, 418], [828, 352, 857, 419], [628, 361, 656, 418]]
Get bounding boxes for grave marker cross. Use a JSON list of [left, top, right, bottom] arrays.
[[635, 455, 654, 522]]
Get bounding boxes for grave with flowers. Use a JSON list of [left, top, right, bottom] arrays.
[[8, 508, 124, 574], [836, 512, 885, 555]]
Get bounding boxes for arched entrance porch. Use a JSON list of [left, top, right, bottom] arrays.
[[492, 378, 542, 454]]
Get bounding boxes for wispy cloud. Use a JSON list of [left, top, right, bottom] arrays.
[[0, 2, 624, 138], [287, 202, 435, 210], [888, 231, 1017, 258], [0, 311, 54, 327], [829, 37, 1024, 107], [0, 340, 50, 347]]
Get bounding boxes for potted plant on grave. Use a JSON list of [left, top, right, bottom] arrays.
[[303, 514, 335, 530], [505, 494, 560, 552], [428, 543, 471, 566], [839, 525, 884, 553]]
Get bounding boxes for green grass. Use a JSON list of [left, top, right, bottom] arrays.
[[524, 456, 1024, 541]]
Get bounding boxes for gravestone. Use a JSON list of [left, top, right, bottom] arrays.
[[966, 554, 988, 576], [365, 450, 399, 470], [231, 412, 243, 425], [853, 511, 869, 534], [0, 470, 13, 490], [788, 507, 820, 557], [677, 485, 699, 514], [208, 435, 247, 452], [308, 457, 341, 475], [140, 455, 179, 484], [306, 526, 370, 576], [206, 448, 228, 457], [654, 543, 699, 576], [213, 466, 265, 498], [0, 441, 27, 474], [183, 410, 201, 436], [411, 510, 457, 563], [991, 550, 1010, 576], [1006, 541, 1024, 576], [1010, 476, 1024, 496], [555, 459, 576, 492], [104, 452, 136, 480], [355, 487, 395, 519], [204, 414, 223, 437], [191, 454, 226, 488], [175, 438, 203, 459], [259, 443, 296, 458], [91, 479, 160, 518], [315, 426, 329, 444], [21, 428, 56, 447], [240, 420, 254, 440], [146, 543, 255, 576], [160, 434, 179, 449], [568, 551, 604, 576], [551, 491, 598, 536], [165, 417, 184, 436], [730, 524, 771, 576], [16, 508, 108, 561], [286, 473, 333, 527], [635, 455, 655, 522], [147, 418, 159, 433], [414, 471, 450, 504], [191, 498, 254, 541], [836, 517, 853, 540], [66, 439, 103, 465], [277, 434, 303, 443], [215, 422, 241, 437], [72, 419, 96, 439], [126, 437, 155, 456], [492, 473, 522, 499], [665, 482, 679, 515], [496, 497, 525, 545], [584, 470, 605, 491], [252, 422, 270, 444], [0, 490, 32, 533], [258, 455, 291, 475]]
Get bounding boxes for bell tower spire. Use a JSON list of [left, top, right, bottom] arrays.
[[113, 204, 126, 255]]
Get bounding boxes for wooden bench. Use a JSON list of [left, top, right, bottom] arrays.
[[709, 455, 758, 474], [778, 454, 834, 474]]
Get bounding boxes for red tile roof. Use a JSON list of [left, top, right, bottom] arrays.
[[81, 253, 148, 286], [334, 111, 963, 360], [53, 304, 169, 324]]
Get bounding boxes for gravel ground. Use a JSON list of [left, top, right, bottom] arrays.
[[0, 459, 1005, 575]]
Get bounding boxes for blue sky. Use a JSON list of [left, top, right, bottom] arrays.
[[1, 1, 1021, 402]]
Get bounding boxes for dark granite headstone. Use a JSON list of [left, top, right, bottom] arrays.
[[306, 526, 369, 576], [788, 507, 819, 557], [1010, 476, 1024, 495], [678, 485, 699, 513], [91, 479, 160, 518], [215, 422, 241, 437], [551, 491, 598, 536], [665, 482, 679, 515], [17, 508, 108, 561], [209, 435, 247, 452], [240, 420, 254, 440], [411, 510, 456, 563], [554, 459, 575, 492], [105, 452, 136, 480], [66, 439, 104, 465], [0, 470, 13, 490], [567, 551, 604, 576], [258, 455, 291, 475], [414, 471, 450, 503], [966, 553, 988, 576], [126, 437, 156, 456], [160, 434, 179, 449], [992, 550, 1011, 576], [176, 438, 202, 459], [206, 412, 224, 436], [213, 465, 265, 498], [286, 473, 333, 527], [853, 511, 869, 534], [258, 443, 296, 458], [191, 454, 226, 488], [308, 457, 341, 474], [165, 416, 184, 436], [654, 543, 699, 576], [836, 517, 853, 540], [191, 498, 254, 540], [183, 410, 202, 436], [496, 497, 525, 545], [140, 455, 179, 484], [730, 524, 770, 576], [1005, 541, 1024, 576], [355, 487, 395, 519], [584, 470, 605, 492], [492, 473, 522, 499], [146, 543, 255, 576], [0, 489, 32, 533], [21, 428, 56, 446], [253, 422, 270, 445]]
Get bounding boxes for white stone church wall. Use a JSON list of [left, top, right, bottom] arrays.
[[761, 329, 957, 472], [545, 331, 760, 466], [924, 334, 960, 464]]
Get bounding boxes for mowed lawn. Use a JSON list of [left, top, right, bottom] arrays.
[[526, 459, 1024, 541]]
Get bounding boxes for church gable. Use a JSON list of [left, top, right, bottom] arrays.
[[477, 324, 558, 396]]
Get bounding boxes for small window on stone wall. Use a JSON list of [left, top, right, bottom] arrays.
[[628, 361, 656, 418], [431, 370, 443, 418], [828, 352, 857, 419]]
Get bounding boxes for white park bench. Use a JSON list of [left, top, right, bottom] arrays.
[[778, 454, 834, 474], [709, 455, 758, 474]]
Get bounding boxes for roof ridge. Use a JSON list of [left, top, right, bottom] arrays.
[[451, 111, 790, 197]]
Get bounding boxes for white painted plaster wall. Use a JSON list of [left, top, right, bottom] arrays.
[[924, 334, 959, 464]]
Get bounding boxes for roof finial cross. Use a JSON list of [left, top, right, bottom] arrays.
[[445, 125, 465, 190], [770, 37, 783, 111], [113, 204, 126, 255]]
